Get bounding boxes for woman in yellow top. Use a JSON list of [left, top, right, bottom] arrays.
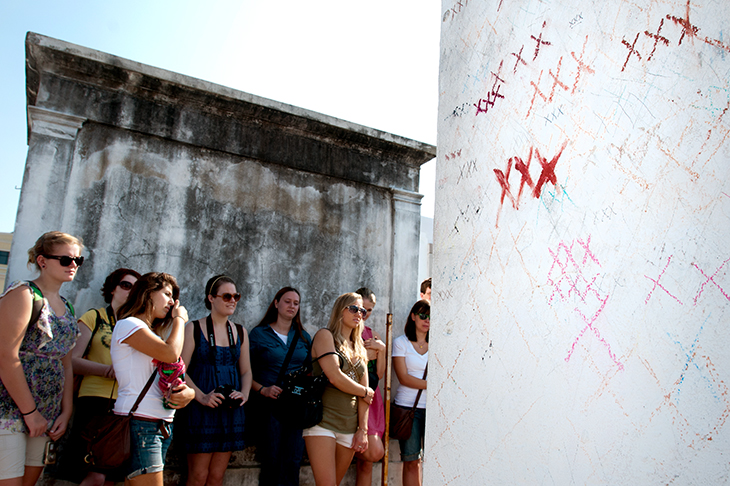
[[70, 268, 141, 486], [303, 293, 374, 486]]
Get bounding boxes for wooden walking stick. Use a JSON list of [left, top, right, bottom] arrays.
[[381, 313, 393, 486]]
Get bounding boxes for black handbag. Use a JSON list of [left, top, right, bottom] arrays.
[[389, 364, 427, 441], [80, 371, 156, 471], [271, 331, 339, 429]]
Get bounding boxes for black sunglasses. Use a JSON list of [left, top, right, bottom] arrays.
[[213, 293, 241, 303], [43, 255, 84, 267], [346, 305, 367, 317], [117, 281, 134, 291], [417, 313, 430, 320]]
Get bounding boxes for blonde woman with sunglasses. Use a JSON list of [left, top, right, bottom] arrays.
[[64, 268, 141, 486], [0, 231, 83, 486], [303, 293, 375, 486], [178, 275, 251, 486]]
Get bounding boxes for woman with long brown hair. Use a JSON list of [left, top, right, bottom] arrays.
[[248, 287, 311, 486], [111, 272, 195, 486]]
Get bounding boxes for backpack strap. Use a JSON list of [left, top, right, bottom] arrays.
[[25, 281, 74, 326], [25, 281, 44, 328], [79, 309, 103, 360]]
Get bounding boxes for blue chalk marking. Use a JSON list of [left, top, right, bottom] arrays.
[[667, 313, 722, 405]]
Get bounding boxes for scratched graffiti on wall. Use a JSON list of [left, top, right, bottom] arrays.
[[546, 235, 623, 370], [432, 0, 730, 483]]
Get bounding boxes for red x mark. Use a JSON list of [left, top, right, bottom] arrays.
[[667, 0, 699, 46], [532, 140, 567, 198], [531, 21, 552, 61], [644, 18, 670, 61], [512, 149, 534, 203], [511, 45, 527, 74], [621, 32, 642, 72], [570, 36, 595, 94], [493, 159, 516, 209]]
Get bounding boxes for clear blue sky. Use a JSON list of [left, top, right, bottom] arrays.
[[0, 0, 438, 233]]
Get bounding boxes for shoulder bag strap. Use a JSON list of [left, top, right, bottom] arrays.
[[410, 364, 428, 411], [312, 351, 338, 364], [127, 370, 158, 417], [275, 329, 300, 387], [80, 309, 103, 360]]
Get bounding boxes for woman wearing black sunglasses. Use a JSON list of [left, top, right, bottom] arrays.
[[61, 268, 141, 485], [304, 292, 374, 486], [177, 275, 251, 486], [0, 231, 83, 486], [392, 300, 430, 486]]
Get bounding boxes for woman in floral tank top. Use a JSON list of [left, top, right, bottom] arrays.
[[0, 231, 83, 485]]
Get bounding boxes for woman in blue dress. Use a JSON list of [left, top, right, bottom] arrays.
[[179, 275, 252, 486]]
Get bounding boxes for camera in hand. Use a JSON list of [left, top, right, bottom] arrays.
[[214, 384, 243, 409]]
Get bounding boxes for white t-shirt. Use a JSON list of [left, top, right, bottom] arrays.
[[111, 316, 174, 421], [392, 334, 428, 409], [273, 329, 288, 344]]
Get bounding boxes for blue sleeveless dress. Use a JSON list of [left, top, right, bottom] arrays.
[[178, 320, 246, 453]]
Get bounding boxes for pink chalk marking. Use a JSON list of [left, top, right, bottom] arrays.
[[547, 236, 623, 370], [564, 294, 624, 370], [692, 257, 730, 304], [644, 255, 684, 305], [576, 235, 600, 266]]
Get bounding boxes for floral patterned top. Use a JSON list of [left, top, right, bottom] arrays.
[[0, 281, 78, 433]]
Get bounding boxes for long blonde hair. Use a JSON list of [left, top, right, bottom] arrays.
[[327, 292, 368, 364]]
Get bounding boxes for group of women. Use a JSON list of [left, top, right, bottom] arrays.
[[0, 232, 430, 486]]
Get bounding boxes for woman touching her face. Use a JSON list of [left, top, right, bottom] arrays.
[[111, 272, 195, 486]]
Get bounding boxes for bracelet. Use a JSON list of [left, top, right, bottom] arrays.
[[21, 406, 37, 416], [173, 316, 185, 322]]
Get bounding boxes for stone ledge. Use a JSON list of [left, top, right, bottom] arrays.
[[40, 441, 406, 486]]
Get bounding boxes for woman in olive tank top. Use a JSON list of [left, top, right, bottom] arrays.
[[303, 293, 375, 486]]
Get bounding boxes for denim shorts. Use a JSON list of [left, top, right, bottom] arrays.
[[128, 418, 173, 479], [398, 408, 425, 462]]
